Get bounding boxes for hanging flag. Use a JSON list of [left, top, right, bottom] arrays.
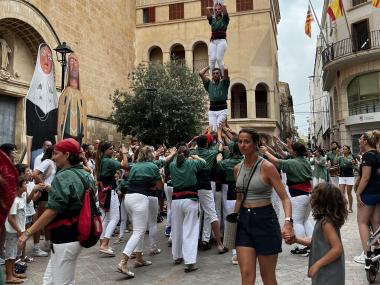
[[305, 6, 313, 38], [373, 0, 380, 8], [327, 0, 343, 21]]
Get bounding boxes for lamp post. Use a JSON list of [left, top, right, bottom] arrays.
[[54, 42, 73, 91]]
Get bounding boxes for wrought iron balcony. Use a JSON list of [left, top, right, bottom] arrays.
[[348, 99, 380, 116], [321, 30, 380, 67]]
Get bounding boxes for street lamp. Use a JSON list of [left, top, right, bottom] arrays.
[[54, 42, 73, 91]]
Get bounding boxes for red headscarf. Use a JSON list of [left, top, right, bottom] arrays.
[[55, 138, 81, 155]]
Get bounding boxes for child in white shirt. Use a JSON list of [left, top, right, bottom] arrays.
[[4, 176, 27, 283]]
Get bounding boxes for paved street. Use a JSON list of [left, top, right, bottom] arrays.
[[18, 201, 377, 285]]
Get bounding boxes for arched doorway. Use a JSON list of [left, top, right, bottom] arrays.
[[170, 43, 185, 64], [193, 41, 208, 73], [255, 83, 268, 118], [231, 83, 247, 118], [149, 46, 163, 64]]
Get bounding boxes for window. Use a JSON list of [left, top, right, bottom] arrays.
[[231, 84, 247, 119], [255, 84, 268, 118], [352, 19, 370, 52], [143, 7, 155, 23], [169, 3, 184, 20], [347, 72, 380, 116], [201, 0, 213, 16], [236, 0, 253, 12], [352, 0, 368, 7]]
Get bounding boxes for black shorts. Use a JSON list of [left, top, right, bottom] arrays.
[[34, 190, 49, 205], [236, 205, 282, 255]]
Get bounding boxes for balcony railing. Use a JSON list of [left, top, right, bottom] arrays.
[[322, 30, 380, 66], [348, 99, 380, 116]]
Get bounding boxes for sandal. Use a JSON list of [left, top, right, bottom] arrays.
[[98, 248, 115, 256], [22, 256, 34, 263], [13, 274, 26, 279], [5, 279, 24, 284], [184, 264, 198, 273], [149, 248, 161, 256], [134, 260, 152, 268], [218, 246, 228, 254], [117, 260, 135, 278], [198, 241, 211, 251]]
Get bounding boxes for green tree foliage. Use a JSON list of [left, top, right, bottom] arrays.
[[110, 61, 208, 146]]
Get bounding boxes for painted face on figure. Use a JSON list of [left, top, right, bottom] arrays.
[[212, 69, 221, 82], [238, 132, 256, 156], [68, 55, 79, 88], [215, 4, 222, 16], [40, 45, 53, 75]]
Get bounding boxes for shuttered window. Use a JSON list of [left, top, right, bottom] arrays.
[[236, 0, 253, 12], [143, 7, 155, 23], [201, 0, 213, 16], [169, 3, 184, 20]]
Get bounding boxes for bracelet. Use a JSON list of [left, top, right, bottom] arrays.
[[26, 228, 33, 237]]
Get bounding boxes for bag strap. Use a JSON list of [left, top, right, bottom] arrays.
[[237, 157, 263, 212]]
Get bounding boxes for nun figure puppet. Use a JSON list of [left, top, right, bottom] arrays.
[[57, 53, 87, 143], [26, 43, 58, 168]]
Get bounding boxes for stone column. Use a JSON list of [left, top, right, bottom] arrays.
[[185, 49, 193, 72], [247, 89, 256, 119], [269, 89, 275, 119], [163, 52, 171, 64]]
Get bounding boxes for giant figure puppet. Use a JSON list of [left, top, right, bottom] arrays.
[[57, 53, 87, 143], [26, 43, 58, 168]]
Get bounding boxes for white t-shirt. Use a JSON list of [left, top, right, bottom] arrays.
[[25, 182, 36, 217], [5, 195, 26, 233], [36, 159, 56, 186], [33, 152, 44, 170]]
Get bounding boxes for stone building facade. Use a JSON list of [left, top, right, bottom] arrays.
[[316, 0, 380, 153], [0, 0, 135, 150], [135, 0, 282, 134], [1, 0, 285, 154]]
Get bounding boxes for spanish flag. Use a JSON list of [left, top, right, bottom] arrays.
[[373, 0, 380, 8], [327, 0, 343, 21], [305, 6, 313, 38]]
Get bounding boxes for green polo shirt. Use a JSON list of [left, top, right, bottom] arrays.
[[169, 158, 205, 188], [100, 157, 121, 177], [190, 147, 218, 171], [218, 156, 243, 182], [47, 165, 94, 214], [208, 14, 229, 32], [127, 162, 161, 184], [279, 156, 312, 183], [310, 157, 328, 180], [203, 78, 230, 102]]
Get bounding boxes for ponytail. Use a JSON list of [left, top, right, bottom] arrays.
[[177, 145, 189, 167]]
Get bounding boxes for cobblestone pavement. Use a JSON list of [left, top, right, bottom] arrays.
[[17, 201, 378, 285]]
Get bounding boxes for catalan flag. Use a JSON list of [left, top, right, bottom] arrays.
[[373, 0, 380, 8], [305, 6, 313, 38], [327, 0, 343, 21]]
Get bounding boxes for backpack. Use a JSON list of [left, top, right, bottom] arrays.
[[47, 170, 103, 248]]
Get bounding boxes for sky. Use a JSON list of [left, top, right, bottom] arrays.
[[278, 0, 324, 137]]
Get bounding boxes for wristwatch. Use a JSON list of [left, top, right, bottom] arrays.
[[285, 217, 293, 224]]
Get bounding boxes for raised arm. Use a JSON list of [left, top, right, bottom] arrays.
[[223, 66, 229, 80], [199, 66, 210, 82]]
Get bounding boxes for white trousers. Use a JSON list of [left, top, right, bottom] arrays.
[[291, 195, 314, 238], [164, 184, 173, 228], [208, 109, 227, 132], [209, 39, 227, 76], [171, 199, 199, 264], [119, 196, 128, 239], [199, 187, 219, 242], [42, 241, 81, 285], [313, 177, 325, 188], [330, 176, 339, 187], [123, 193, 149, 256], [148, 196, 159, 250], [100, 190, 120, 239]]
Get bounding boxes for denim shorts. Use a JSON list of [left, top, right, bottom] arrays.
[[236, 205, 282, 255], [361, 194, 380, 207]]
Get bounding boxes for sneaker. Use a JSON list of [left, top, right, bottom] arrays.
[[165, 226, 171, 237], [290, 246, 307, 255], [232, 255, 238, 265], [365, 257, 372, 271], [113, 237, 125, 244], [353, 252, 366, 264], [32, 245, 49, 257]]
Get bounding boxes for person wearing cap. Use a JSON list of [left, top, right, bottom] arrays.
[[95, 142, 128, 256], [18, 138, 95, 285]]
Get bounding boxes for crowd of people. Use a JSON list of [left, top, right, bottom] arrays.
[[0, 127, 379, 285]]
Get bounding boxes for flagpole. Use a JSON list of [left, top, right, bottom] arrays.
[[341, 2, 352, 39], [308, 0, 329, 47]]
